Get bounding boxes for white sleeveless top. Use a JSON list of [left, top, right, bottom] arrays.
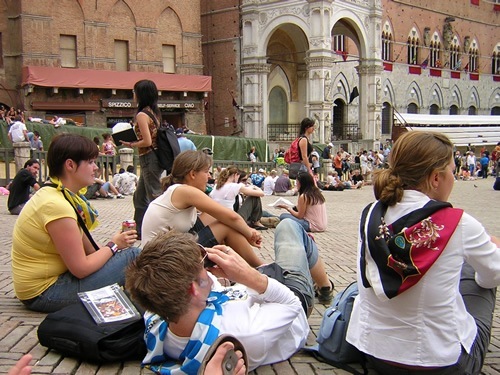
[[141, 184, 198, 244]]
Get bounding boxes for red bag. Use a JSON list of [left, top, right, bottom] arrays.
[[284, 137, 303, 164]]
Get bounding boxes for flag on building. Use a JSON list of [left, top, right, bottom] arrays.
[[349, 86, 359, 104], [421, 58, 429, 69]]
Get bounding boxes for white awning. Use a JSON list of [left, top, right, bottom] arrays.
[[396, 113, 500, 126]]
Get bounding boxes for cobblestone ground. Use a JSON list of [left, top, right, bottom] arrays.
[[0, 178, 499, 374]]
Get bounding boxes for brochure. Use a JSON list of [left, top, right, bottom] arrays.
[[268, 197, 294, 208], [112, 122, 138, 144], [78, 283, 141, 325]]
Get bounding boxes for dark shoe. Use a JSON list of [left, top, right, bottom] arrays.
[[317, 280, 334, 305], [197, 334, 248, 375], [116, 194, 125, 199], [104, 195, 114, 199]]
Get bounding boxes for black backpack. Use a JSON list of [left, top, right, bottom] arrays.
[[143, 110, 180, 174], [37, 302, 146, 363]]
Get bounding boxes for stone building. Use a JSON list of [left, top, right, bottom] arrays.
[[0, 0, 210, 131], [202, 0, 500, 151]]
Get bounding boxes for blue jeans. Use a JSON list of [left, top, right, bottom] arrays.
[[272, 219, 316, 313], [24, 247, 141, 313], [134, 151, 163, 235], [279, 213, 310, 232]]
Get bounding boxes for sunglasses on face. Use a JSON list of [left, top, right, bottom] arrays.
[[198, 244, 216, 268]]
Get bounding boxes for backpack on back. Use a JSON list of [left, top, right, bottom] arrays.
[[143, 111, 180, 174], [284, 137, 303, 164]]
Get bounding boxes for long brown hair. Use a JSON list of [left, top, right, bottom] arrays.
[[216, 165, 239, 189], [373, 131, 453, 206], [161, 150, 212, 191]]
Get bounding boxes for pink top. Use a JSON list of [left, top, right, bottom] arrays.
[[304, 202, 327, 232]]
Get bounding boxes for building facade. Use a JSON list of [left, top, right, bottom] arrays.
[[202, 0, 500, 151], [0, 0, 210, 131]]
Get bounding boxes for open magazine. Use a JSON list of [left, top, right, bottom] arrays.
[[268, 197, 295, 208], [78, 283, 141, 325]]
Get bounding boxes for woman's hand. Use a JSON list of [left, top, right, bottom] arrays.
[[111, 230, 138, 249], [276, 204, 288, 210], [247, 229, 262, 248], [120, 141, 133, 147]]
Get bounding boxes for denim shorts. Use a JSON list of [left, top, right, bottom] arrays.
[[190, 217, 219, 248]]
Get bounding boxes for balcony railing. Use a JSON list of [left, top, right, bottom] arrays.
[[267, 123, 300, 142], [331, 123, 362, 142]]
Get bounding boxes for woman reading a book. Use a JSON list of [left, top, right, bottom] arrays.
[[141, 150, 264, 267], [346, 132, 500, 374], [11, 134, 140, 313], [277, 172, 327, 232], [120, 79, 163, 239]]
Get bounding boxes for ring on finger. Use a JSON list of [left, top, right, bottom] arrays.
[[224, 247, 230, 254]]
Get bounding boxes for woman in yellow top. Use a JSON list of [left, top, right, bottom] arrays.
[[11, 134, 140, 313]]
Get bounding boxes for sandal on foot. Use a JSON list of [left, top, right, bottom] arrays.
[[198, 334, 248, 375]]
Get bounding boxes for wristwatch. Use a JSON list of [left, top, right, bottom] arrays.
[[106, 241, 119, 256]]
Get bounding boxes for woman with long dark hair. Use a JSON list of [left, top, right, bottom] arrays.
[[121, 79, 163, 238], [277, 172, 327, 232], [297, 117, 315, 173], [347, 132, 500, 374]]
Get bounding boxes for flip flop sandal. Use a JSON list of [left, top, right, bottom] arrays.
[[198, 334, 248, 375]]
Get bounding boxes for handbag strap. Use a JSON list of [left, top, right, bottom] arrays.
[[44, 184, 99, 251]]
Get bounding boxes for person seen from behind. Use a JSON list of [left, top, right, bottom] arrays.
[[346, 131, 500, 374]]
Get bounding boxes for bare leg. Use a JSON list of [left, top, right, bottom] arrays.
[[208, 221, 264, 267], [310, 257, 330, 288]]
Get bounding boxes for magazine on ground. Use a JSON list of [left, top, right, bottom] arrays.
[[78, 283, 141, 325], [268, 197, 295, 208]]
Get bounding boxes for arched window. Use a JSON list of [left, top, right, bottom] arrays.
[[449, 37, 461, 70], [450, 105, 459, 115], [492, 106, 500, 115], [468, 40, 479, 72], [268, 86, 288, 125], [430, 40, 441, 68], [430, 104, 440, 115], [407, 36, 419, 65], [491, 49, 500, 75], [468, 106, 477, 115], [407, 103, 418, 113], [332, 99, 346, 141], [381, 102, 393, 134], [382, 31, 392, 61]]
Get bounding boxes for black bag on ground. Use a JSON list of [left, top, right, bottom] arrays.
[[37, 302, 146, 363], [143, 110, 180, 173]]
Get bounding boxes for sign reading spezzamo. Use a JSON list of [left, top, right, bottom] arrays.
[[101, 99, 199, 110]]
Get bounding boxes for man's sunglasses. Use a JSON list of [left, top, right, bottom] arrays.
[[198, 244, 216, 268]]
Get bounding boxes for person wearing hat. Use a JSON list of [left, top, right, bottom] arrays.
[[322, 143, 334, 160], [274, 169, 296, 196], [175, 128, 197, 153]]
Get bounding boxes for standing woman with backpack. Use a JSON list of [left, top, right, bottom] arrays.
[[297, 117, 315, 174], [120, 80, 163, 239]]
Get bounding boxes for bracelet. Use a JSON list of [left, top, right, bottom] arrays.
[[106, 241, 119, 256]]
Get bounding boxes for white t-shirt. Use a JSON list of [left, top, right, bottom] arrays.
[[8, 121, 27, 142], [209, 183, 243, 210], [262, 176, 276, 196]]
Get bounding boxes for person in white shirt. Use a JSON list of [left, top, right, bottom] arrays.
[[8, 117, 32, 143], [347, 131, 500, 374], [262, 170, 278, 195], [114, 165, 139, 195], [467, 151, 476, 176], [126, 218, 332, 373], [210, 165, 267, 230]]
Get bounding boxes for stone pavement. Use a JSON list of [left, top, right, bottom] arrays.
[[0, 177, 499, 374]]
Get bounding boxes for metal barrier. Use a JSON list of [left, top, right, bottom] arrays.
[[267, 123, 300, 142], [0, 149, 140, 186]]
